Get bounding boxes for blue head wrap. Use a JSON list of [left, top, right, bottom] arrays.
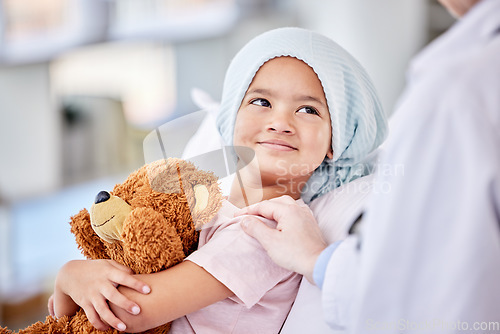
[[216, 27, 388, 203]]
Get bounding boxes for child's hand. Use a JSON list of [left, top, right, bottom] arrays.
[[48, 293, 55, 316], [55, 259, 151, 332]]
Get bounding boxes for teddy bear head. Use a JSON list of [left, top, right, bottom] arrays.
[[69, 158, 222, 274]]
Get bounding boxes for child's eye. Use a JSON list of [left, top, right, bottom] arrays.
[[251, 98, 271, 108], [297, 106, 319, 115]]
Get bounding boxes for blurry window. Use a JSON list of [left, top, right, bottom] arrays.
[[3, 0, 69, 42]]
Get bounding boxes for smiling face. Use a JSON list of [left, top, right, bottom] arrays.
[[233, 56, 333, 191]]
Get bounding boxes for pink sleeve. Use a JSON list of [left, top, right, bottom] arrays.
[[186, 217, 293, 308]]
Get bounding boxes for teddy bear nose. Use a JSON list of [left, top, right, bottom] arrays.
[[95, 191, 110, 204]]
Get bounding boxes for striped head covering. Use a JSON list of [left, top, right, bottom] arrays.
[[216, 27, 388, 203]]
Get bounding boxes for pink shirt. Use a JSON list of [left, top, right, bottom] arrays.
[[170, 199, 303, 333]]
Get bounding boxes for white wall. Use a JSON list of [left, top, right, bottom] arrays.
[[296, 0, 429, 116], [0, 63, 61, 200]]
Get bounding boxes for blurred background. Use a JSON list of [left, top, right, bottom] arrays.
[[0, 0, 454, 330]]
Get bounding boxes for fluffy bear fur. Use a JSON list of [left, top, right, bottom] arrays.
[[7, 158, 222, 334]]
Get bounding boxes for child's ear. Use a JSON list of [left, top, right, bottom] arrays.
[[326, 148, 333, 159]]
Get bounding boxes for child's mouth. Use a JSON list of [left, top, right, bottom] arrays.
[[258, 140, 297, 151]]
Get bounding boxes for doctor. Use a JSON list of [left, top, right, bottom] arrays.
[[238, 0, 500, 332]]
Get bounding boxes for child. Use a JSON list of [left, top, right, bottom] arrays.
[[51, 27, 387, 333]]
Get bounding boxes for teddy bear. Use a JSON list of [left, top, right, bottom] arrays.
[[9, 158, 222, 334]]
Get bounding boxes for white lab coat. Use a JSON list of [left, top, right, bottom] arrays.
[[324, 0, 500, 332]]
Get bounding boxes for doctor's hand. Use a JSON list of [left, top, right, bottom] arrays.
[[235, 195, 327, 283]]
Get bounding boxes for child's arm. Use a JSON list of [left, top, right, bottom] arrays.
[[110, 261, 234, 333], [54, 258, 233, 333], [53, 259, 152, 331]]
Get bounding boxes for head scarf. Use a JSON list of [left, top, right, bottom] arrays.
[[216, 27, 388, 203]]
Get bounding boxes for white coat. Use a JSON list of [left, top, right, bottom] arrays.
[[323, 0, 500, 332]]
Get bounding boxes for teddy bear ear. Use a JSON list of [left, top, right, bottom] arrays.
[[172, 159, 223, 229], [191, 181, 223, 230], [70, 208, 108, 260], [146, 158, 223, 228]]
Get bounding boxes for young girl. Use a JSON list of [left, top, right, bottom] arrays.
[[51, 27, 387, 333]]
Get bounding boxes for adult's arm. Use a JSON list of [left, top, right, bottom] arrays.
[[351, 75, 500, 333]]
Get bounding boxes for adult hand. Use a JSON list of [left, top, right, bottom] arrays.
[[54, 259, 151, 331], [236, 195, 327, 283]]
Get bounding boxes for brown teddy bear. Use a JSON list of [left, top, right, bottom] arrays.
[[9, 158, 222, 334]]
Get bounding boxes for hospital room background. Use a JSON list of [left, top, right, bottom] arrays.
[[0, 0, 454, 330]]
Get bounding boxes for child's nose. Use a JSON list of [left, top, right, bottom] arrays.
[[267, 111, 294, 134]]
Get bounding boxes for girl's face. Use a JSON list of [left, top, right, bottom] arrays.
[[234, 56, 333, 187]]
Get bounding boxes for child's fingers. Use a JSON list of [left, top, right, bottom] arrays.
[[107, 259, 135, 274], [93, 299, 127, 332], [82, 302, 112, 332], [47, 294, 55, 316], [108, 269, 151, 294], [101, 284, 141, 316]]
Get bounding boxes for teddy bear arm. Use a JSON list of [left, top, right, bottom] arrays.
[[70, 209, 108, 260], [121, 207, 186, 274]]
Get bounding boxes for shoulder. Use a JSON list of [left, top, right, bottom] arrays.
[[434, 37, 500, 132], [448, 35, 500, 96], [309, 175, 374, 243], [454, 36, 500, 88]]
